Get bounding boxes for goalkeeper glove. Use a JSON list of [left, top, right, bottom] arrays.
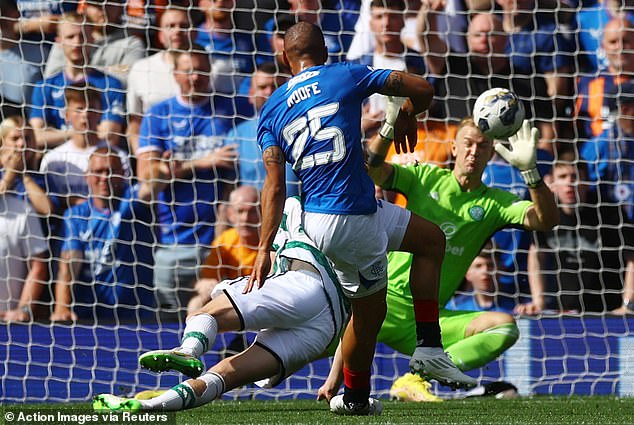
[[494, 120, 542, 187], [379, 96, 406, 140]]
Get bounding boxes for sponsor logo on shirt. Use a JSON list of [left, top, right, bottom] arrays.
[[52, 89, 64, 99], [287, 70, 321, 91], [439, 222, 457, 239], [79, 229, 92, 242]]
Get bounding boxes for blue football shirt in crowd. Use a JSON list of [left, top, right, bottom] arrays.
[[61, 184, 155, 320], [258, 62, 391, 215], [30, 70, 125, 129], [224, 118, 300, 196], [138, 95, 235, 246], [581, 124, 634, 222]]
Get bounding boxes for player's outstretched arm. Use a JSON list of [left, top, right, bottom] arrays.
[[246, 146, 286, 293], [378, 71, 434, 153], [495, 120, 559, 231], [379, 71, 434, 116]]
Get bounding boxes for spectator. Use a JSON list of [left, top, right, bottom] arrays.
[[576, 17, 634, 141], [13, 0, 77, 67], [224, 62, 299, 193], [44, 0, 147, 83], [581, 81, 634, 222], [259, 12, 294, 76], [419, 7, 555, 147], [347, 0, 448, 61], [446, 247, 510, 312], [196, 0, 257, 95], [530, 152, 634, 314], [258, 0, 348, 63], [39, 86, 131, 209], [577, 0, 634, 74], [354, 0, 426, 135], [0, 117, 49, 322], [137, 48, 237, 317], [0, 116, 56, 216], [496, 0, 575, 141], [50, 148, 157, 322], [189, 185, 260, 312], [29, 12, 126, 149], [127, 5, 195, 153], [0, 0, 42, 114]]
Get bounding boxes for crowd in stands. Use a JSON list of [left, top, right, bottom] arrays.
[[0, 0, 632, 323]]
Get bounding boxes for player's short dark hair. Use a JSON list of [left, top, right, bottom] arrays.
[[370, 0, 406, 10], [64, 85, 102, 108], [284, 21, 326, 61]]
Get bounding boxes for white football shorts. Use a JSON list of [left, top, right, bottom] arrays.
[[303, 200, 411, 298], [211, 269, 343, 387]]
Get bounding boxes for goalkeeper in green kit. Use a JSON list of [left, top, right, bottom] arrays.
[[318, 102, 560, 403]]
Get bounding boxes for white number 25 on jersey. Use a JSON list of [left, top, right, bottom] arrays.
[[282, 102, 346, 171]]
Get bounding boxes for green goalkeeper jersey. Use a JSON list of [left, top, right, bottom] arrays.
[[387, 163, 531, 306]]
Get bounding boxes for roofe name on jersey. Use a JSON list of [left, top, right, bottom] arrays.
[[287, 82, 322, 108]]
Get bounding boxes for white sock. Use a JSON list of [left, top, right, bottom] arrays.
[[179, 314, 218, 357], [191, 371, 226, 408], [139, 385, 193, 411], [139, 372, 226, 411]]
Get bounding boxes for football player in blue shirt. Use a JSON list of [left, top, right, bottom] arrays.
[[251, 22, 475, 416], [137, 47, 237, 316], [50, 148, 158, 323]]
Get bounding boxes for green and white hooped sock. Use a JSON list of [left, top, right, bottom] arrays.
[[139, 372, 226, 411], [179, 314, 218, 357]]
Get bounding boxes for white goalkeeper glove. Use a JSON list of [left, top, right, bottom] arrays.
[[379, 96, 406, 140], [494, 120, 542, 187]]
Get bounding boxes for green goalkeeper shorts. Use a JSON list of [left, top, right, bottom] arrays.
[[377, 290, 486, 355]]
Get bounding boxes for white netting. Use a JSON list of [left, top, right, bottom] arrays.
[[1, 0, 633, 402]]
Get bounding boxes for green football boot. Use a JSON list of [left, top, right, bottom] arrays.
[[93, 394, 142, 412], [139, 350, 204, 378]]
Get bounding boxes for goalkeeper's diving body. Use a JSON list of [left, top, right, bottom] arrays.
[[93, 197, 349, 413], [318, 117, 560, 402]]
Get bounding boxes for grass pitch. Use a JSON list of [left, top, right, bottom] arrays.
[[6, 397, 634, 425]]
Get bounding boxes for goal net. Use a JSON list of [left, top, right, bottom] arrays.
[[1, 0, 633, 402]]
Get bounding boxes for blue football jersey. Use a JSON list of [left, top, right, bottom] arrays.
[[258, 62, 392, 215], [138, 95, 235, 245], [61, 185, 155, 320], [30, 70, 125, 129]]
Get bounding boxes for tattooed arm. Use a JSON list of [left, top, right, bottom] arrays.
[[246, 145, 286, 292], [376, 71, 435, 153], [378, 71, 434, 116]]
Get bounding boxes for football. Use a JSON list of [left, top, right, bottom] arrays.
[[473, 88, 525, 139]]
